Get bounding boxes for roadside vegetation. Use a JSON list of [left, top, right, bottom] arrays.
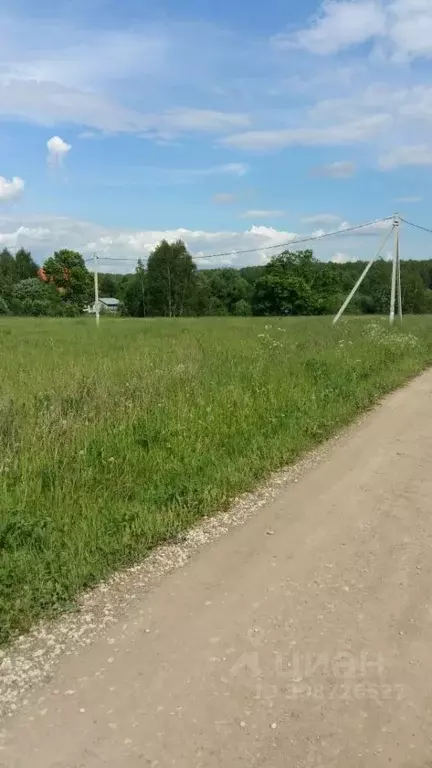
[[1, 315, 432, 644]]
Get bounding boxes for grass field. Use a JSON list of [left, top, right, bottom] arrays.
[[1, 315, 432, 645]]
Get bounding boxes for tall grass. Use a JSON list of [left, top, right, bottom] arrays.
[[1, 316, 432, 644]]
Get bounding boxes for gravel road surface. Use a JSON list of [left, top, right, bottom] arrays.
[[2, 370, 432, 767]]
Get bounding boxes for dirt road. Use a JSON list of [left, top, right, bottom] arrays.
[[3, 370, 432, 767]]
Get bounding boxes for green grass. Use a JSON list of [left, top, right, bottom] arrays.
[[1, 315, 432, 645]]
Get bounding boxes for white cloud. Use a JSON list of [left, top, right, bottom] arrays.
[[379, 144, 432, 169], [241, 210, 285, 218], [389, 0, 432, 59], [0, 176, 25, 202], [0, 212, 397, 271], [216, 163, 249, 176], [223, 115, 390, 151], [0, 77, 250, 137], [287, 0, 386, 55], [0, 17, 251, 137], [4, 19, 251, 108], [332, 251, 353, 263], [0, 224, 50, 247], [47, 135, 71, 167], [87, 223, 301, 268], [285, 0, 432, 60], [6, 29, 168, 89]]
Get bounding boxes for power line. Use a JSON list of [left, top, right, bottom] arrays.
[[400, 217, 432, 236], [193, 215, 394, 261], [95, 256, 139, 262], [85, 215, 394, 268]]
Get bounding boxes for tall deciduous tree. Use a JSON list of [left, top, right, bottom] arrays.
[[14, 248, 38, 281], [207, 268, 252, 314], [146, 240, 196, 317], [122, 261, 148, 317], [13, 277, 52, 302], [43, 249, 92, 309], [0, 248, 17, 300], [253, 250, 326, 315]]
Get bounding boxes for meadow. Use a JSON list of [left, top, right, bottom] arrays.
[[1, 315, 432, 645]]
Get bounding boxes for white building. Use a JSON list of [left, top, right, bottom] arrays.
[[85, 298, 120, 314]]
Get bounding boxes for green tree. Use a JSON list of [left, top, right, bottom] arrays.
[[98, 273, 118, 297], [59, 302, 81, 317], [98, 272, 127, 299], [253, 250, 325, 315], [206, 296, 229, 316], [401, 265, 426, 313], [43, 250, 92, 309], [146, 240, 196, 317], [207, 268, 251, 314], [8, 298, 24, 315], [22, 299, 52, 316], [239, 265, 265, 285], [191, 271, 211, 316], [0, 296, 9, 314], [12, 278, 61, 315], [14, 248, 38, 281], [121, 262, 148, 317], [0, 248, 17, 300], [423, 289, 432, 313], [362, 259, 391, 314], [13, 277, 49, 302], [136, 258, 147, 316], [233, 298, 251, 316]]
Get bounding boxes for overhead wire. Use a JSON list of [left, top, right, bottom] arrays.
[[193, 215, 394, 261], [84, 214, 395, 269], [400, 217, 432, 236]]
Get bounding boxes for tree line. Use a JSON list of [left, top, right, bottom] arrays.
[[96, 241, 432, 316], [1, 240, 432, 318]]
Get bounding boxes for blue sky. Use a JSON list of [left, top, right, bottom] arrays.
[[1, 0, 432, 269]]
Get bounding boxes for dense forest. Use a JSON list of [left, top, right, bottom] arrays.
[[1, 240, 432, 317]]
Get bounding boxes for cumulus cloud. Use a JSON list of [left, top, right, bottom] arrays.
[[91, 224, 299, 267], [331, 251, 353, 263], [0, 176, 25, 202], [291, 0, 386, 55], [283, 0, 432, 60], [0, 212, 397, 272], [0, 225, 50, 247], [47, 136, 71, 167]]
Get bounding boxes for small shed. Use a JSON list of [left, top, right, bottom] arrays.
[[85, 298, 120, 314], [99, 298, 120, 312]]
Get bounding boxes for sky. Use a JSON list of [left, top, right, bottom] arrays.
[[1, 0, 432, 270]]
